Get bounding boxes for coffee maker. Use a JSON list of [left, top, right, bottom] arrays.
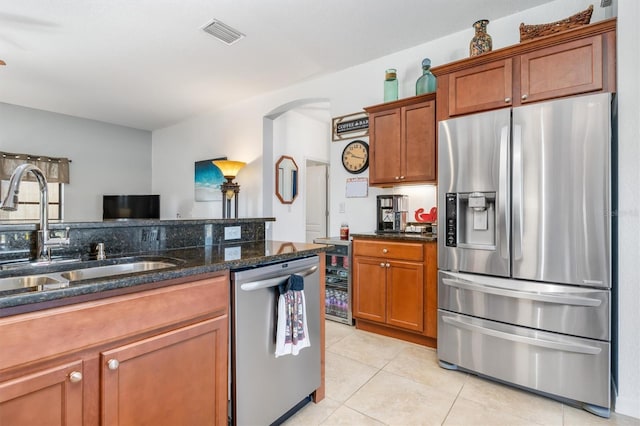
[[376, 195, 408, 233]]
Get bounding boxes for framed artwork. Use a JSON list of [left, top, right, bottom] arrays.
[[332, 111, 369, 141], [194, 157, 226, 201]]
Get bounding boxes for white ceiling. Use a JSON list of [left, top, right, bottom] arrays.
[[0, 0, 556, 131]]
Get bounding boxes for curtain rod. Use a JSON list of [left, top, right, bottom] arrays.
[[1, 153, 72, 163]]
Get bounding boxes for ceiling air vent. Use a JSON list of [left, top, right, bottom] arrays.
[[203, 19, 245, 45]]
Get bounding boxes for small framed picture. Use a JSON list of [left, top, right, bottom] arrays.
[[332, 112, 369, 141], [194, 157, 226, 201]]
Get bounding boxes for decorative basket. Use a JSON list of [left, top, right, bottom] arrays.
[[519, 4, 593, 42]]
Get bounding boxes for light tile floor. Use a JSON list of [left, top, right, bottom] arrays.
[[285, 321, 639, 426]]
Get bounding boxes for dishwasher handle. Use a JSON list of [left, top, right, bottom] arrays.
[[240, 265, 318, 292]]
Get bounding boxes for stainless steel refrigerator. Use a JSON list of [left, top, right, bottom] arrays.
[[437, 92, 614, 417]]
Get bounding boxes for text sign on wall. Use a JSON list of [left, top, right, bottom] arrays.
[[332, 112, 369, 141]]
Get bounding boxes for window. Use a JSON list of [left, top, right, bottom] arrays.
[[0, 151, 70, 222], [0, 181, 63, 221]]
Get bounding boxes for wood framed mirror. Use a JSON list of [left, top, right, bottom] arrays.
[[275, 155, 298, 204]]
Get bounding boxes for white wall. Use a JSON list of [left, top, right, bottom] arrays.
[[0, 103, 152, 221], [151, 0, 638, 417], [614, 0, 640, 419], [271, 108, 330, 242]]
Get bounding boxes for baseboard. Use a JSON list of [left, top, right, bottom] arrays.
[[614, 395, 640, 419], [355, 319, 437, 348]]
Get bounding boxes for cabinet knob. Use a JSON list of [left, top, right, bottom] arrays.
[[107, 359, 120, 370], [505, 97, 511, 103], [379, 262, 385, 267], [385, 263, 390, 268], [69, 371, 83, 383], [394, 176, 400, 180], [399, 176, 405, 180], [521, 94, 528, 100], [382, 248, 388, 254]]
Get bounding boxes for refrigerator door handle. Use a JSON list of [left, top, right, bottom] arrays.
[[441, 277, 602, 307], [512, 124, 524, 260], [441, 315, 602, 355], [498, 125, 510, 260]]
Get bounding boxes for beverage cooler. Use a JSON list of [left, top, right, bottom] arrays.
[[313, 237, 353, 325]]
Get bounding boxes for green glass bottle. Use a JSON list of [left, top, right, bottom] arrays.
[[384, 68, 398, 102], [415, 58, 437, 95]]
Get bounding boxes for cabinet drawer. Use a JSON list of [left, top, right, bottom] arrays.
[[353, 240, 423, 261]]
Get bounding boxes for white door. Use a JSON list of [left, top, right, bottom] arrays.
[[305, 162, 328, 242]]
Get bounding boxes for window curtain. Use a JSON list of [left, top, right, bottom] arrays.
[[0, 151, 70, 184]]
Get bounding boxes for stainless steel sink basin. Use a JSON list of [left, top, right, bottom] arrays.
[[0, 257, 182, 297], [0, 275, 68, 293], [60, 260, 177, 281]]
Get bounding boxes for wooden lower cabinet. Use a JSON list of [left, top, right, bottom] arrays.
[[101, 317, 227, 426], [353, 238, 437, 347], [0, 360, 83, 426], [0, 273, 229, 426]]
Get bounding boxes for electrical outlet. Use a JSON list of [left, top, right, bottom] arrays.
[[224, 226, 241, 240], [224, 246, 241, 261]]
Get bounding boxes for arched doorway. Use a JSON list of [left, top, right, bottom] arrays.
[[263, 99, 330, 241]]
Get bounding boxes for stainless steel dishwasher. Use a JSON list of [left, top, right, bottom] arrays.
[[230, 255, 321, 426]]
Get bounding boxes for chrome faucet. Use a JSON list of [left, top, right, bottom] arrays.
[[0, 164, 70, 262]]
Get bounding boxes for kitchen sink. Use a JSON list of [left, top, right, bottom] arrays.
[[0, 257, 182, 297], [60, 260, 177, 281], [0, 275, 69, 294]]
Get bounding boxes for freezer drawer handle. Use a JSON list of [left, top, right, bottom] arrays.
[[442, 315, 601, 355], [240, 266, 318, 291], [441, 277, 602, 307]]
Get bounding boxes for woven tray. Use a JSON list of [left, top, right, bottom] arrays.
[[519, 4, 593, 42]]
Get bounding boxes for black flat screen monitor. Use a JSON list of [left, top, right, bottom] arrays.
[[103, 195, 160, 220]]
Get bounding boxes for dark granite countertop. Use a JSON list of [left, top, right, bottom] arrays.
[[0, 240, 328, 315], [351, 232, 437, 243]]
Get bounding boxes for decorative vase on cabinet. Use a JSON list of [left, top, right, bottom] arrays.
[[415, 58, 437, 95], [469, 19, 492, 56], [384, 68, 398, 102]]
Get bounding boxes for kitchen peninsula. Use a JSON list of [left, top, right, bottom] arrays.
[[0, 218, 328, 425]]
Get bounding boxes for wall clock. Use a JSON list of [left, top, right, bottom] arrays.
[[341, 140, 369, 174]]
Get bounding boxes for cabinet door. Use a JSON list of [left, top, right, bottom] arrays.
[[386, 260, 424, 332], [369, 108, 401, 185], [0, 360, 83, 426], [448, 58, 513, 116], [519, 35, 603, 104], [101, 316, 227, 426], [353, 256, 387, 323], [402, 99, 436, 182]]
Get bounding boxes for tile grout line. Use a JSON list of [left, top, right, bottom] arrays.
[[440, 372, 471, 425]]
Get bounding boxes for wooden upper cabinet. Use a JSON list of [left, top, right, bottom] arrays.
[[368, 108, 401, 184], [403, 100, 437, 183], [365, 93, 436, 186], [519, 35, 603, 104], [433, 18, 616, 121], [448, 58, 513, 116]]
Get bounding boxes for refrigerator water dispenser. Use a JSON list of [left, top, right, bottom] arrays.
[[446, 192, 496, 249]]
